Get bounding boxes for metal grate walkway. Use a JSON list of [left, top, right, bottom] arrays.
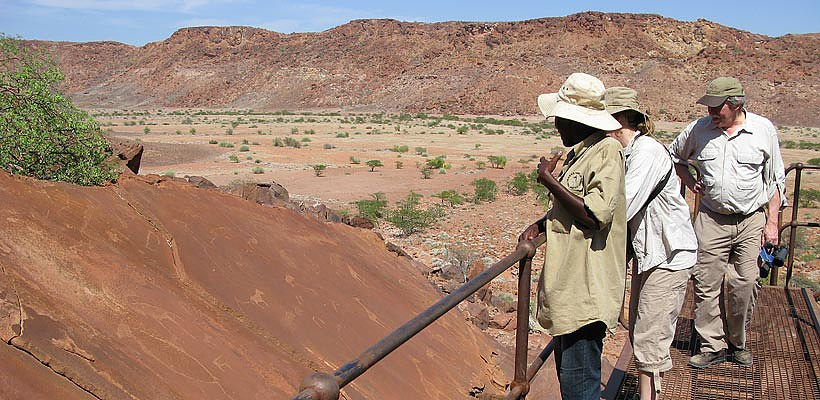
[[606, 284, 820, 400]]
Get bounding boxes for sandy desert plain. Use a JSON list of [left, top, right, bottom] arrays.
[[94, 108, 820, 368]]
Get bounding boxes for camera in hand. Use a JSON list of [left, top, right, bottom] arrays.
[[759, 242, 789, 278]]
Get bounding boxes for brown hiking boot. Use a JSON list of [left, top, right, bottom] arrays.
[[689, 349, 726, 369], [731, 348, 753, 366]]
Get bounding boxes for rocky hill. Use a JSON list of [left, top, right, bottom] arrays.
[[37, 12, 820, 125], [0, 171, 509, 399]]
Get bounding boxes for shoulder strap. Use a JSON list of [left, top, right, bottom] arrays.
[[639, 163, 673, 214]]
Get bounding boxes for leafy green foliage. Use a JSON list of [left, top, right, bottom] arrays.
[[386, 191, 443, 236], [432, 189, 465, 207], [487, 155, 507, 169], [312, 164, 327, 176], [506, 172, 530, 196], [798, 188, 820, 208], [366, 159, 383, 172], [0, 35, 117, 185], [471, 178, 498, 203], [355, 192, 388, 222]]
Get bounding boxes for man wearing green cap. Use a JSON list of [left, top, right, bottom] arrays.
[[669, 77, 787, 369]]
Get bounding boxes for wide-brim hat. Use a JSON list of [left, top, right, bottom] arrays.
[[537, 72, 621, 132], [605, 86, 649, 120], [696, 76, 745, 107]]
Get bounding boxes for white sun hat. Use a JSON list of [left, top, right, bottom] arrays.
[[537, 72, 622, 131]]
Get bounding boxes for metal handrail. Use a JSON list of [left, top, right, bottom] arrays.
[[293, 234, 548, 400], [772, 163, 820, 287]]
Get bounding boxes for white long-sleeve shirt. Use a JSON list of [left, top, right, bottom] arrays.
[[625, 134, 697, 274], [668, 111, 787, 215]]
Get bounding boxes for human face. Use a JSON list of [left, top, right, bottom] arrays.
[[554, 117, 592, 147], [708, 101, 742, 129], [607, 113, 633, 148]]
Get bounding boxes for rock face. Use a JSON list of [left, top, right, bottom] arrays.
[[0, 171, 505, 399], [34, 12, 820, 126]]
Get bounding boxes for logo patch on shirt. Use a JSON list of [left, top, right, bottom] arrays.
[[566, 172, 584, 191]]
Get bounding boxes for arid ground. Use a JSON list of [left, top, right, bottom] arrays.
[[97, 109, 820, 370]]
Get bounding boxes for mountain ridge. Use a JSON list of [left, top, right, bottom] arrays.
[[35, 12, 820, 125]]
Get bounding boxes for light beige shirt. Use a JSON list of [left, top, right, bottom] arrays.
[[668, 111, 787, 215], [625, 134, 697, 274], [536, 132, 627, 336]]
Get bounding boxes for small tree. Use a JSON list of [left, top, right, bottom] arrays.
[[432, 189, 465, 207], [366, 159, 383, 172], [487, 155, 507, 169], [387, 191, 440, 236], [312, 164, 327, 177], [0, 35, 117, 185], [355, 192, 388, 222], [472, 178, 498, 203]]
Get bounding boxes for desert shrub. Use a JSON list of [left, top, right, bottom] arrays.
[[506, 172, 530, 195], [391, 144, 409, 153], [284, 137, 301, 148], [336, 132, 349, 138], [208, 139, 218, 144], [225, 128, 233, 135], [386, 191, 442, 236], [487, 155, 507, 169], [273, 137, 284, 147], [228, 154, 239, 163], [349, 156, 361, 164], [420, 167, 433, 179], [238, 145, 250, 152], [798, 188, 820, 208], [366, 159, 383, 172], [356, 192, 388, 222], [529, 171, 551, 208], [241, 138, 249, 144], [189, 127, 196, 134], [475, 160, 487, 170], [415, 146, 427, 155], [219, 141, 234, 148], [432, 189, 465, 207], [162, 171, 175, 177], [252, 166, 264, 174], [312, 164, 327, 177], [300, 137, 311, 142], [0, 35, 118, 185], [395, 160, 403, 169], [426, 156, 448, 169], [323, 143, 334, 149], [808, 157, 820, 166], [472, 178, 498, 203]]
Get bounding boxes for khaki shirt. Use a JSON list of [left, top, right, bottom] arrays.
[[668, 111, 787, 215], [535, 132, 627, 336]]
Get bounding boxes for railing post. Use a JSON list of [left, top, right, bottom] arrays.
[[509, 240, 537, 399]]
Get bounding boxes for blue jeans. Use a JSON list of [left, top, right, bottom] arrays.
[[554, 321, 606, 400]]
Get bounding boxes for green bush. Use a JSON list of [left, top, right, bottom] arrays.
[[506, 172, 530, 195], [426, 156, 448, 169], [432, 190, 465, 207], [349, 156, 361, 164], [0, 35, 117, 185], [312, 164, 327, 177], [274, 137, 284, 147], [391, 144, 409, 153], [356, 192, 388, 222], [386, 191, 441, 236], [487, 155, 507, 169], [807, 157, 820, 166], [366, 159, 383, 172], [228, 154, 239, 163], [472, 178, 498, 203], [252, 166, 264, 174], [798, 188, 820, 208], [238, 145, 250, 152]]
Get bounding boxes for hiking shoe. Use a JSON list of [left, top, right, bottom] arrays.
[[689, 349, 726, 369], [731, 348, 753, 366]]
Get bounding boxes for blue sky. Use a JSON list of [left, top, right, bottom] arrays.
[[2, 0, 818, 46]]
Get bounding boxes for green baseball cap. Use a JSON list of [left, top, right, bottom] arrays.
[[696, 76, 745, 107]]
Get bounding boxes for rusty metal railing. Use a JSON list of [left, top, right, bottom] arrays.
[[772, 163, 820, 287], [293, 234, 549, 400]]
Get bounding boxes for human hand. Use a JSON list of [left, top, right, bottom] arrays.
[[689, 179, 706, 195], [763, 221, 779, 246], [537, 152, 563, 185], [518, 223, 540, 242]]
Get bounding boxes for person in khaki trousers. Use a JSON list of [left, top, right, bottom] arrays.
[[668, 77, 787, 369]]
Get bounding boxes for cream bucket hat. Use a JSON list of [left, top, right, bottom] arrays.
[[537, 73, 621, 131]]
